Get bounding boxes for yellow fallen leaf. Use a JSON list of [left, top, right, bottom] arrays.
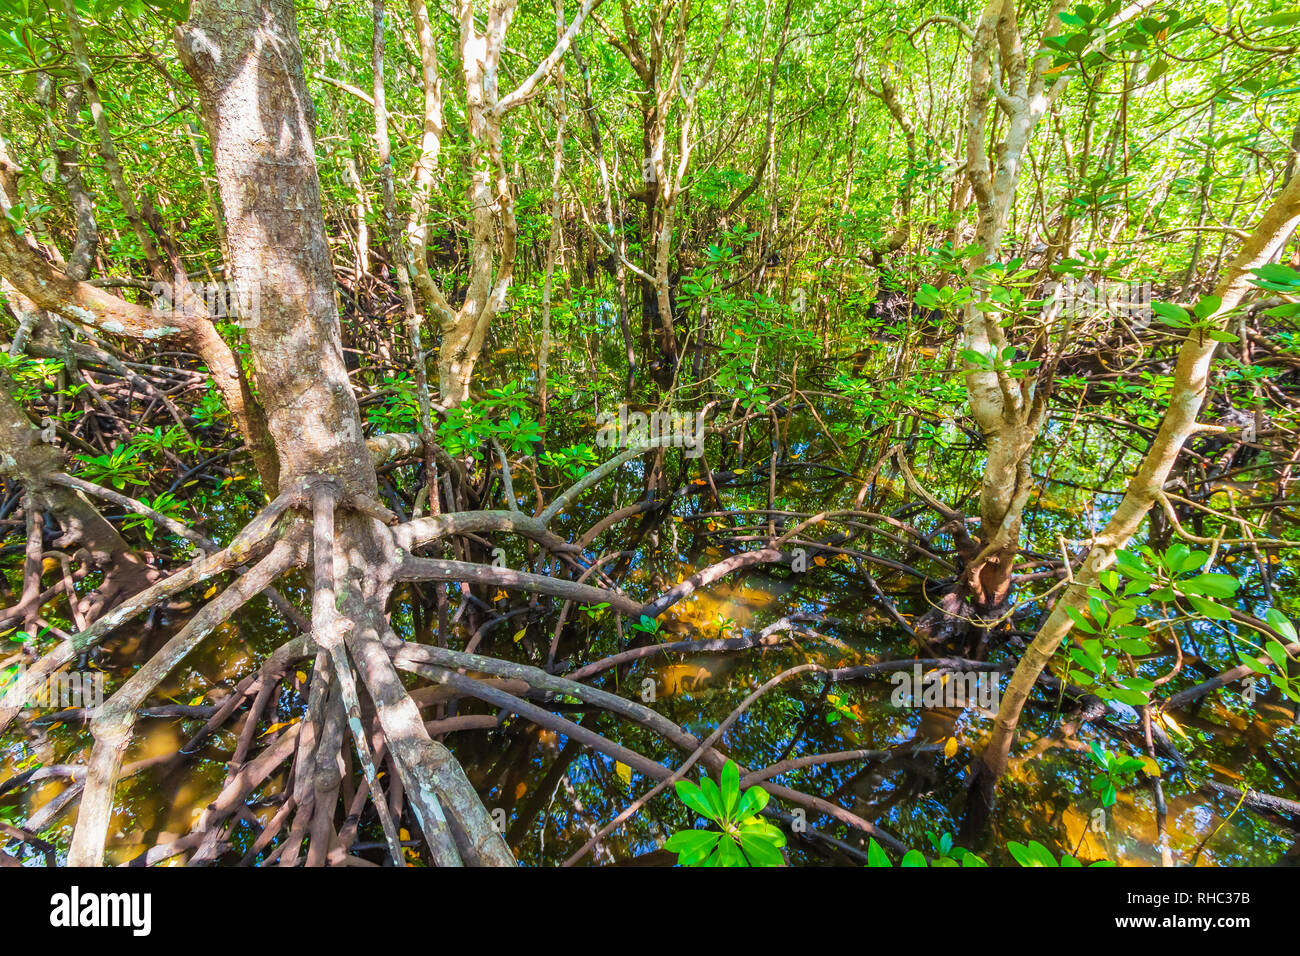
[[514, 781, 527, 800], [512, 627, 527, 644], [615, 761, 632, 785], [943, 737, 960, 759], [813, 555, 827, 567], [296, 670, 308, 684], [492, 589, 508, 602], [258, 718, 299, 738], [1157, 712, 1190, 742], [203, 584, 218, 599]]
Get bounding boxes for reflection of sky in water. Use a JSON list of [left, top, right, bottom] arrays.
[[2, 406, 1295, 867]]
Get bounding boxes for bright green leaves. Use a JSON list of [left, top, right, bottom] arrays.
[[1043, 4, 1200, 83], [1242, 609, 1300, 703], [627, 614, 662, 637], [2, 199, 50, 239], [436, 381, 542, 460], [663, 828, 725, 866], [1249, 265, 1300, 321], [868, 832, 1115, 869], [75, 443, 150, 490], [539, 443, 597, 482], [865, 832, 987, 867], [914, 283, 973, 312], [1249, 263, 1300, 295], [1063, 545, 1242, 707], [665, 761, 786, 867], [960, 345, 1041, 379], [1151, 295, 1238, 343], [866, 838, 893, 867], [120, 490, 183, 542], [1064, 169, 1136, 218], [823, 691, 857, 725], [1069, 547, 1299, 709], [365, 374, 422, 435], [1087, 742, 1147, 808], [1007, 839, 1113, 867]]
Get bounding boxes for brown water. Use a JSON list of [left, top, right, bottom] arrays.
[[3, 442, 1297, 867]]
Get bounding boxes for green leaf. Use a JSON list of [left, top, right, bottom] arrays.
[[715, 837, 747, 867], [1266, 641, 1292, 670], [866, 838, 893, 867], [1065, 604, 1097, 634], [1006, 841, 1033, 866], [1193, 294, 1222, 320], [1187, 595, 1233, 621], [665, 829, 721, 866], [1181, 573, 1239, 599], [734, 783, 770, 821], [697, 776, 727, 822], [674, 780, 716, 821], [1028, 840, 1059, 867], [1264, 608, 1297, 642], [720, 760, 741, 819], [1143, 58, 1168, 84], [1151, 301, 1190, 325]]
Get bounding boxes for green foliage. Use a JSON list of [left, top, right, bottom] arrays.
[[539, 443, 597, 481], [665, 761, 786, 867], [75, 443, 149, 490], [866, 835, 1112, 867], [1243, 609, 1300, 703], [1006, 840, 1114, 868], [1063, 545, 1242, 706], [1087, 742, 1146, 808], [121, 490, 184, 542], [865, 832, 987, 867], [435, 382, 542, 460], [1150, 295, 1238, 344], [627, 614, 663, 637], [365, 374, 422, 434]]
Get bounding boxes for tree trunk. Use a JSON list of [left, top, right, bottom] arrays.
[[66, 0, 514, 868]]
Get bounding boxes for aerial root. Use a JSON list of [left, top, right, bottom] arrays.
[[13, 451, 1067, 867], [68, 535, 301, 865], [394, 641, 910, 856]]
